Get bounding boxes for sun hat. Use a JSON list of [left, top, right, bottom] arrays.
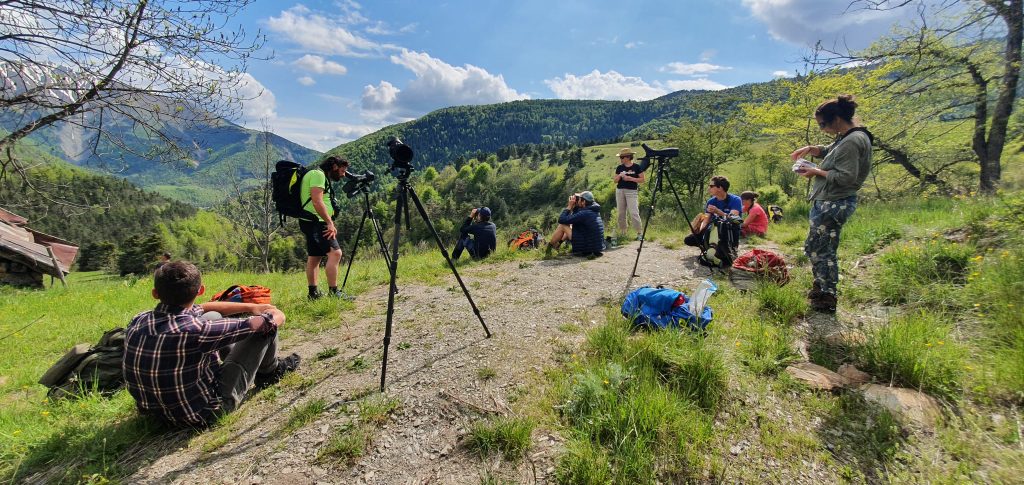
[[617, 148, 635, 158]]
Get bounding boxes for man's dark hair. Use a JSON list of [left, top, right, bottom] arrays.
[[162, 252, 171, 259], [710, 175, 730, 192], [154, 261, 202, 307], [319, 155, 350, 172]]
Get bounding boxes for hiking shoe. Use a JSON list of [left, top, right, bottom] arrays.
[[308, 290, 323, 301], [810, 292, 837, 313], [807, 280, 823, 299], [254, 353, 301, 390]]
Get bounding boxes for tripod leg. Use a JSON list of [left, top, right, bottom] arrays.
[[406, 186, 491, 338], [380, 187, 405, 392], [628, 165, 662, 281], [341, 210, 369, 292], [662, 170, 696, 234]]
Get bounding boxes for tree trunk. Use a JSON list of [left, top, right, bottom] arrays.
[[981, 0, 1023, 194]]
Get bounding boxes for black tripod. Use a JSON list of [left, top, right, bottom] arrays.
[[340, 190, 394, 294], [379, 138, 491, 391], [626, 144, 696, 290]]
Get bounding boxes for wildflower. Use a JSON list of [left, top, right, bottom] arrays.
[[974, 303, 981, 307], [979, 313, 986, 317], [966, 365, 974, 371], [12, 430, 21, 436], [603, 379, 610, 385], [40, 411, 50, 417], [938, 341, 944, 346], [926, 342, 933, 347], [735, 341, 741, 347]]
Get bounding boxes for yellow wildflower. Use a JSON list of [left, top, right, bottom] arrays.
[[926, 342, 933, 347], [938, 341, 944, 346], [40, 411, 50, 417], [12, 430, 21, 436]]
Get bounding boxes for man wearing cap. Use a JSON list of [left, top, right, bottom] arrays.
[[613, 147, 645, 240], [452, 206, 497, 260], [547, 191, 606, 258]]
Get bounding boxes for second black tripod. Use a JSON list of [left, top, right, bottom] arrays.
[[340, 190, 394, 294], [626, 144, 696, 290], [378, 138, 491, 391]]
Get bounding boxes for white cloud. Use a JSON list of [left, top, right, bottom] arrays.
[[237, 73, 277, 123], [293, 54, 348, 75], [265, 5, 387, 57], [545, 70, 669, 101], [772, 70, 790, 77], [297, 76, 316, 86], [360, 50, 528, 122], [665, 79, 729, 91], [268, 117, 378, 151], [700, 49, 717, 62], [624, 41, 644, 49], [661, 62, 732, 76], [742, 0, 915, 49]]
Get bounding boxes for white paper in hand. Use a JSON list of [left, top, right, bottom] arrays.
[[791, 158, 817, 173]]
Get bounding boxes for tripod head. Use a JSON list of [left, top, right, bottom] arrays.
[[386, 137, 416, 180]]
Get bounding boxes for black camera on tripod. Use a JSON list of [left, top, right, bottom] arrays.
[[342, 170, 376, 198], [386, 137, 415, 178]]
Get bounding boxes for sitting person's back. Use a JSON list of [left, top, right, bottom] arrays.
[[124, 261, 297, 428]]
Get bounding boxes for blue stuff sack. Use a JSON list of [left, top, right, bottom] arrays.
[[621, 286, 713, 331]]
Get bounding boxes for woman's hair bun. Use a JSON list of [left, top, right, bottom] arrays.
[[837, 94, 858, 109]]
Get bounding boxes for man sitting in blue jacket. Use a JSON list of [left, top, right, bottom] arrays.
[[547, 191, 605, 258], [452, 206, 497, 260]]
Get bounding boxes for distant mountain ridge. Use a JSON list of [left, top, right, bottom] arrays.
[[327, 82, 776, 171]]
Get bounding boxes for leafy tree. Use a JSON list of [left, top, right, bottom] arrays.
[[820, 0, 1023, 194], [117, 232, 164, 276], [663, 117, 752, 203], [0, 0, 264, 201], [77, 241, 116, 271]]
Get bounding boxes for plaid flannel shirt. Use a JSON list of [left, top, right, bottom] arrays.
[[123, 303, 256, 427]]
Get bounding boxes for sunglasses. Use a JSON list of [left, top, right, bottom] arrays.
[[816, 119, 828, 129], [619, 155, 631, 159], [708, 184, 719, 188]]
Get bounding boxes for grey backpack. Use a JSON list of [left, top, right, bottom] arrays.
[[39, 328, 126, 399]]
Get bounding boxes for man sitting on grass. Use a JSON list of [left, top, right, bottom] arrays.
[[547, 191, 606, 258], [123, 261, 300, 428]]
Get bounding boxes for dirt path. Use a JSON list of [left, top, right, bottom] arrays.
[[128, 242, 710, 484]]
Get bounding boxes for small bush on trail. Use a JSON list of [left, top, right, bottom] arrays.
[[857, 312, 965, 400], [317, 424, 371, 466], [465, 416, 534, 460], [738, 319, 799, 376], [756, 283, 808, 325], [284, 398, 327, 433]]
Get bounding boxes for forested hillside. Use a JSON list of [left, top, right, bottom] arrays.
[[326, 83, 776, 171]]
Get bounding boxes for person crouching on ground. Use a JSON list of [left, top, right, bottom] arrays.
[[739, 191, 769, 238], [123, 261, 300, 428], [452, 206, 497, 260], [547, 191, 606, 258], [683, 175, 742, 253]]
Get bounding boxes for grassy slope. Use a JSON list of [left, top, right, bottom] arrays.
[[3, 140, 1023, 482]]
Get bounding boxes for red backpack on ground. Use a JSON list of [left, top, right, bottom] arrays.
[[730, 249, 790, 287], [211, 285, 272, 304]]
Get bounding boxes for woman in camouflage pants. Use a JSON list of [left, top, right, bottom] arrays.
[[789, 95, 874, 313]]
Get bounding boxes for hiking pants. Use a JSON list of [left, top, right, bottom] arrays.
[[616, 188, 642, 235], [452, 236, 477, 260], [804, 196, 858, 296], [202, 312, 279, 412]]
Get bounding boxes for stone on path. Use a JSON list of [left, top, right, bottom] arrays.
[[859, 384, 942, 427], [836, 364, 871, 385], [784, 362, 851, 391]]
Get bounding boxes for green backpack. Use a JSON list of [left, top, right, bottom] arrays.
[[39, 328, 126, 399]]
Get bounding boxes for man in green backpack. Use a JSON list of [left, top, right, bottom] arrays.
[[300, 155, 349, 299]]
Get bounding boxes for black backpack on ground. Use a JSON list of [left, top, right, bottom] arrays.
[[39, 328, 126, 399], [697, 219, 739, 270], [271, 160, 317, 226]]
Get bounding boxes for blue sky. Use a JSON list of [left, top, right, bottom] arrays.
[[232, 0, 912, 151]]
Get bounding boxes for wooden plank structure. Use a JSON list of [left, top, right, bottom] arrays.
[[0, 207, 78, 288]]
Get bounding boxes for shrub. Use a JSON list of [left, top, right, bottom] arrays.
[[754, 184, 789, 207], [756, 283, 808, 325], [876, 241, 975, 305], [738, 320, 798, 376], [317, 424, 371, 465], [857, 312, 965, 399]]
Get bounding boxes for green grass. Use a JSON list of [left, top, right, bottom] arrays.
[[476, 366, 497, 381], [857, 312, 966, 399], [755, 282, 808, 325], [317, 423, 371, 466], [876, 240, 975, 306], [357, 395, 400, 425], [465, 416, 534, 460], [737, 319, 799, 376], [282, 398, 328, 433], [315, 347, 340, 361]]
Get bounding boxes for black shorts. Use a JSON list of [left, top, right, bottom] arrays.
[[299, 220, 341, 257]]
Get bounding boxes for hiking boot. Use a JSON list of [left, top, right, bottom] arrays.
[[807, 280, 823, 299], [308, 290, 323, 301], [254, 353, 301, 390], [810, 292, 837, 313]]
